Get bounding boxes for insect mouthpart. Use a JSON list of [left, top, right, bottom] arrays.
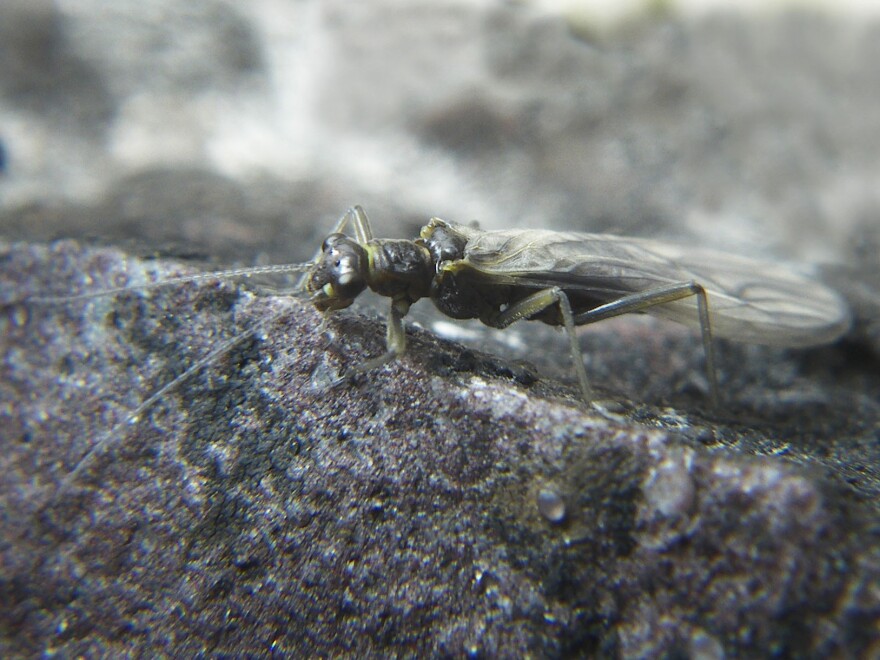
[[307, 233, 369, 312]]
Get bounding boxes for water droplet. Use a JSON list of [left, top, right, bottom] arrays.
[[537, 488, 566, 523]]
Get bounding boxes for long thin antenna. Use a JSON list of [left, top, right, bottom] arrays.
[[41, 301, 295, 512], [29, 262, 314, 303]]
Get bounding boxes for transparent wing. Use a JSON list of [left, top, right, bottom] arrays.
[[451, 225, 850, 348]]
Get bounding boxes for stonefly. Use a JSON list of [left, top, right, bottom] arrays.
[[36, 205, 850, 409], [27, 206, 850, 505]]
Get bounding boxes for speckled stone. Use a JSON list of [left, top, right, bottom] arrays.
[[1, 240, 878, 657]]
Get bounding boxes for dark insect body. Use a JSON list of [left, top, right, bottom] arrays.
[[306, 206, 850, 403], [26, 206, 850, 503]]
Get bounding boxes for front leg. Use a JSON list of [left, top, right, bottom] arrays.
[[332, 297, 411, 387]]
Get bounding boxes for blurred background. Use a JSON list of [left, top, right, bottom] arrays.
[[1, 0, 877, 270]]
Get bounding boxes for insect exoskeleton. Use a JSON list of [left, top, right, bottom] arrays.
[[304, 207, 850, 405], [24, 206, 850, 508]]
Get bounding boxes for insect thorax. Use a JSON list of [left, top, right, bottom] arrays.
[[364, 239, 434, 304], [419, 219, 469, 265], [429, 263, 492, 320]]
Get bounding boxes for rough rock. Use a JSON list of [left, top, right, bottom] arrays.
[[3, 0, 880, 656], [1, 240, 878, 657]]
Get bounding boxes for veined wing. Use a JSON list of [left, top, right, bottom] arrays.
[[450, 224, 850, 348]]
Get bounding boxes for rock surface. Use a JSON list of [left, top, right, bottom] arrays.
[[2, 240, 879, 657], [2, 0, 880, 656]]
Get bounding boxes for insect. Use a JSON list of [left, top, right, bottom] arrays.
[[34, 205, 851, 404], [307, 206, 849, 403], [26, 206, 850, 503]]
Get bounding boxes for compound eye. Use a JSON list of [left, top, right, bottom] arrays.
[[335, 253, 358, 286]]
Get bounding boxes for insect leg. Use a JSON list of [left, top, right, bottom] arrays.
[[346, 205, 374, 244], [332, 297, 411, 386], [484, 287, 593, 402], [572, 282, 719, 406]]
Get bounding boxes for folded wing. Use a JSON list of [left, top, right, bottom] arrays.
[[454, 226, 850, 347]]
